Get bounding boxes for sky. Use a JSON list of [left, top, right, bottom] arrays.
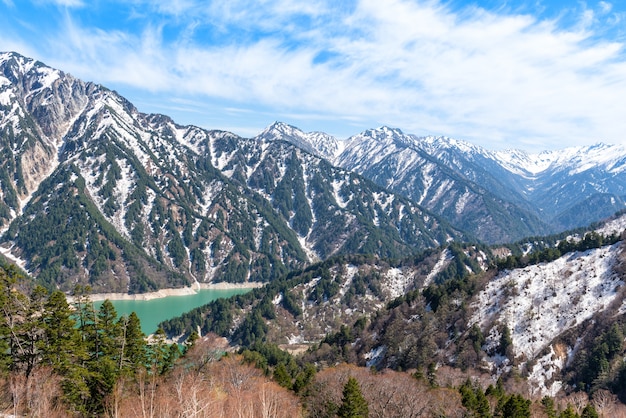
[[1, 0, 626, 151]]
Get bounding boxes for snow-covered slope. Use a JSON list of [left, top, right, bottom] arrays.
[[471, 240, 625, 395], [257, 118, 626, 242], [260, 120, 626, 241], [495, 143, 626, 177], [333, 127, 546, 243]]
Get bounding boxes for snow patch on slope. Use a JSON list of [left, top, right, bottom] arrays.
[[471, 243, 624, 395], [472, 243, 623, 360], [595, 213, 626, 237], [423, 249, 451, 288], [382, 267, 412, 299]]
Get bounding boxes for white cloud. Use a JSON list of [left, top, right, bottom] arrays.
[[599, 1, 613, 14], [20, 0, 626, 150]]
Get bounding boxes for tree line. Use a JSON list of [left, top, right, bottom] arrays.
[[494, 231, 622, 271]]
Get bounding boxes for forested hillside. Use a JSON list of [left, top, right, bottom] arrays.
[[2, 261, 623, 417], [0, 52, 464, 294], [156, 215, 626, 416]]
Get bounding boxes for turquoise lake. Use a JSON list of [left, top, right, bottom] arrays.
[[96, 288, 251, 335]]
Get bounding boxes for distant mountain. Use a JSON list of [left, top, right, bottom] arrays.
[[256, 121, 341, 161], [260, 123, 626, 243], [0, 52, 464, 293]]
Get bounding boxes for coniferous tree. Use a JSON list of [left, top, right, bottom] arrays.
[[97, 299, 121, 359], [40, 290, 89, 398], [41, 291, 79, 368], [541, 396, 557, 418], [558, 405, 579, 418], [0, 265, 21, 372], [581, 404, 598, 418], [499, 324, 513, 358], [498, 394, 531, 418], [82, 300, 121, 414], [118, 312, 147, 373], [0, 272, 11, 373], [273, 362, 293, 390], [338, 376, 369, 418], [15, 283, 46, 378]]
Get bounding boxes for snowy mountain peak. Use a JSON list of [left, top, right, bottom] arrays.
[[415, 134, 487, 156], [0, 52, 60, 86], [262, 121, 301, 137], [255, 121, 340, 160], [360, 126, 406, 141], [494, 142, 626, 177]]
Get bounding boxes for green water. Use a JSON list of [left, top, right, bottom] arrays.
[[96, 288, 251, 335]]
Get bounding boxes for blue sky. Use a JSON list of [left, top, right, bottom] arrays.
[[1, 0, 626, 150]]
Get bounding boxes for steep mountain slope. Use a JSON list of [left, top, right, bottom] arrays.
[[165, 214, 626, 399], [209, 133, 465, 260], [0, 52, 90, 228], [0, 52, 464, 293], [262, 122, 626, 243], [160, 243, 486, 345], [471, 240, 626, 395], [335, 128, 547, 244], [258, 124, 548, 243], [495, 144, 626, 229], [256, 121, 341, 160], [340, 216, 626, 397]]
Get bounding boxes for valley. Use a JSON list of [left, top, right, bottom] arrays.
[[2, 51, 626, 416]]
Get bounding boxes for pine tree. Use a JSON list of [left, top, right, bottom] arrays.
[[15, 284, 46, 378], [273, 362, 293, 389], [541, 396, 557, 418], [40, 291, 86, 372], [85, 299, 121, 415], [558, 405, 578, 418], [499, 324, 513, 358], [338, 376, 369, 418], [500, 394, 531, 418], [38, 289, 91, 412], [97, 299, 121, 359], [581, 404, 599, 418], [118, 312, 147, 374], [0, 306, 9, 371], [0, 266, 19, 372]]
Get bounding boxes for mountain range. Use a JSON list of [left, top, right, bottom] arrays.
[[2, 50, 626, 294], [5, 50, 626, 409], [259, 122, 626, 243], [0, 52, 463, 293]]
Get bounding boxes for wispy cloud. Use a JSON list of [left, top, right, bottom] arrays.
[[3, 0, 626, 150]]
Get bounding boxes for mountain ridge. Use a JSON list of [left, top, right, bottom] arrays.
[[259, 122, 626, 242], [0, 52, 465, 293]]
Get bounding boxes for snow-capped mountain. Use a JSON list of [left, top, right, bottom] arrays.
[[493, 144, 626, 224], [335, 127, 547, 243], [0, 52, 464, 293], [255, 121, 341, 160], [261, 122, 626, 243]]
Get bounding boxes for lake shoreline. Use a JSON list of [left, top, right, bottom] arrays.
[[68, 281, 264, 302]]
